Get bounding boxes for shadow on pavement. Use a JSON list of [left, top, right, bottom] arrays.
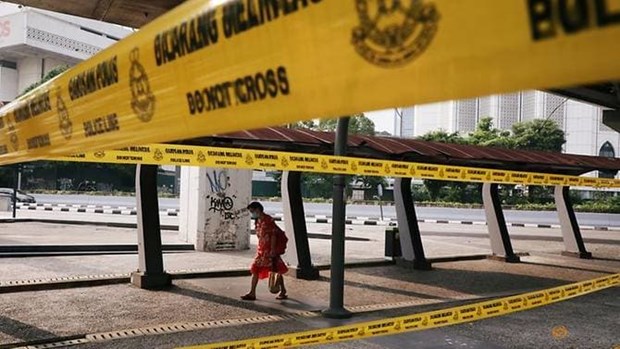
[[315, 276, 445, 300], [520, 261, 616, 274], [0, 315, 58, 344], [352, 265, 571, 296], [166, 283, 321, 315]]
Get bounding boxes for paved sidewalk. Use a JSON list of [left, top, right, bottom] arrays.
[[0, 221, 618, 348], [0, 257, 617, 348]]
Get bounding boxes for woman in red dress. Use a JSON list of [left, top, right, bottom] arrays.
[[241, 202, 288, 300]]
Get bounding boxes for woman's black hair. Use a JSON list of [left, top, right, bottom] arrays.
[[247, 201, 264, 212]]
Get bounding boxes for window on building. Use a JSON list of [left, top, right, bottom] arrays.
[[598, 141, 617, 178], [0, 60, 17, 69]]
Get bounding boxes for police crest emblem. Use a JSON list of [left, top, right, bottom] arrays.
[[153, 148, 164, 161], [352, 0, 439, 68], [7, 116, 18, 151], [56, 88, 72, 140], [129, 47, 156, 122]]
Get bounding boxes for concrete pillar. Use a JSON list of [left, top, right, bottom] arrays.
[[130, 164, 171, 289], [554, 186, 592, 258], [282, 171, 319, 280], [179, 167, 251, 251], [482, 183, 520, 263], [393, 177, 431, 270]]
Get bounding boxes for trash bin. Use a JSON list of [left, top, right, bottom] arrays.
[[0, 193, 12, 212], [385, 227, 402, 258]]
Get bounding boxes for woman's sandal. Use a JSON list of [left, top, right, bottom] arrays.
[[241, 294, 256, 301], [276, 294, 288, 300]]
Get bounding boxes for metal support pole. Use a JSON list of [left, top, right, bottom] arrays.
[[554, 186, 592, 259], [12, 164, 18, 219], [282, 171, 320, 280], [323, 117, 352, 319], [482, 183, 520, 263], [130, 164, 171, 289]]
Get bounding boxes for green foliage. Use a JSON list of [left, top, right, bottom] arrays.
[[286, 114, 384, 198], [417, 130, 467, 144], [417, 117, 569, 204], [511, 119, 566, 152], [318, 113, 376, 136], [468, 117, 514, 148], [289, 120, 317, 130], [302, 173, 334, 199], [20, 66, 70, 96]]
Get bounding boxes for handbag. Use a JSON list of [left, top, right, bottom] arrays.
[[268, 258, 281, 294]]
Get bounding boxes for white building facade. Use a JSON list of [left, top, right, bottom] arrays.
[[394, 91, 619, 182], [0, 7, 131, 103]]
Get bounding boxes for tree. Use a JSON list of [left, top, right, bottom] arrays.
[[288, 120, 317, 130], [318, 113, 376, 136], [417, 130, 467, 201], [468, 117, 514, 148], [511, 119, 566, 203], [417, 129, 466, 144], [511, 119, 565, 152]]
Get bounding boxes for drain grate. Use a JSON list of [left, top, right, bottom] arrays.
[[13, 338, 89, 349], [0, 273, 129, 287], [8, 298, 463, 348]]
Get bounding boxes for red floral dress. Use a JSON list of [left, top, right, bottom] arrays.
[[250, 214, 289, 279]]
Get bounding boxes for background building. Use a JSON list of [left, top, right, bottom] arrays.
[[0, 6, 132, 103], [394, 91, 620, 182]]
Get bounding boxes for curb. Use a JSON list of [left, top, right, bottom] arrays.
[[16, 203, 179, 216], [9, 206, 619, 231]]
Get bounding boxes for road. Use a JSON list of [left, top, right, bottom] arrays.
[[32, 194, 620, 227]]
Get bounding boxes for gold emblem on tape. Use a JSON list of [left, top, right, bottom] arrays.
[[7, 115, 18, 151], [551, 325, 569, 339], [351, 161, 358, 172], [56, 88, 72, 140], [245, 154, 254, 165], [153, 148, 163, 161], [321, 159, 329, 170], [384, 163, 391, 174], [281, 156, 289, 168], [129, 47, 156, 123], [197, 151, 206, 163], [352, 0, 439, 68], [94, 151, 106, 158]]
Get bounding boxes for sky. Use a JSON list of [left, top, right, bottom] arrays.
[[365, 108, 396, 134]]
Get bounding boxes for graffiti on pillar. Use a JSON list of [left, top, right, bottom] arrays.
[[206, 169, 238, 220], [207, 194, 237, 220], [206, 169, 230, 193]]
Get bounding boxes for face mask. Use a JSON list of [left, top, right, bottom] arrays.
[[251, 212, 259, 219]]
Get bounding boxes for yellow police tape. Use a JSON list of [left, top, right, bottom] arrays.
[[52, 144, 620, 188], [1, 0, 620, 165], [181, 273, 619, 349]]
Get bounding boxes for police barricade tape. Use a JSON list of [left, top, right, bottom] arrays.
[[51, 144, 620, 188], [1, 0, 620, 165], [180, 273, 619, 349]]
